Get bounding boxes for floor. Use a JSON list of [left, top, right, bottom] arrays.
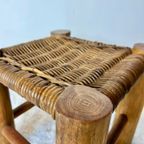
[[10, 90, 144, 144]]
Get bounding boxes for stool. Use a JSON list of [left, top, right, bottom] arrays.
[[0, 30, 144, 144]]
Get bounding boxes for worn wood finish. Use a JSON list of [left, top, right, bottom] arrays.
[[0, 36, 143, 117], [107, 45, 144, 144], [1, 126, 30, 144], [133, 43, 144, 55], [56, 85, 113, 144], [111, 73, 144, 144], [0, 83, 14, 144], [0, 35, 144, 144], [51, 29, 71, 37], [13, 102, 34, 119], [107, 114, 128, 144]]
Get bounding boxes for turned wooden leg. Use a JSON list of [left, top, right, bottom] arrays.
[[108, 44, 144, 144], [0, 83, 14, 144], [56, 85, 113, 144], [133, 43, 144, 55], [51, 29, 71, 37]]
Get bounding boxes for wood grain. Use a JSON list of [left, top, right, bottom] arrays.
[[1, 36, 141, 117], [13, 102, 34, 119], [1, 126, 30, 144], [107, 45, 144, 144], [111, 73, 144, 144], [133, 43, 144, 55], [51, 29, 71, 37], [56, 85, 113, 144], [0, 83, 14, 144], [107, 114, 128, 144]]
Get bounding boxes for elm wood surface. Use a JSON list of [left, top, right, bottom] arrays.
[[13, 102, 34, 119], [110, 45, 144, 144], [56, 85, 113, 144], [0, 36, 144, 117], [51, 29, 71, 37], [0, 31, 144, 144], [0, 83, 14, 144], [1, 126, 30, 144], [107, 114, 128, 144], [133, 43, 144, 55], [107, 43, 144, 144], [111, 73, 144, 144]]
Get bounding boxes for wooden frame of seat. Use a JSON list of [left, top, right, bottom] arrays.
[[0, 30, 144, 144]]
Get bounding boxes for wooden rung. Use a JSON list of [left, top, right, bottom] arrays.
[[1, 126, 30, 144], [13, 102, 34, 118], [107, 114, 128, 144]]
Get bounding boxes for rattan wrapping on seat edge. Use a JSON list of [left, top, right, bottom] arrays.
[[0, 36, 144, 118]]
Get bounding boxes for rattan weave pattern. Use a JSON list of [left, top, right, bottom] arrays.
[[0, 36, 144, 117]]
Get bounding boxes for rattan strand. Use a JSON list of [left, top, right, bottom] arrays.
[[0, 36, 144, 117]]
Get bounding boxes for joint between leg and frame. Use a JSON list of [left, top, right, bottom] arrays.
[[56, 85, 113, 144]]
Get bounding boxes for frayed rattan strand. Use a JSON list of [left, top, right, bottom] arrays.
[[0, 57, 70, 87]]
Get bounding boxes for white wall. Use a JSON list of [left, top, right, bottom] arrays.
[[65, 0, 144, 46], [1, 0, 144, 48], [0, 0, 66, 47]]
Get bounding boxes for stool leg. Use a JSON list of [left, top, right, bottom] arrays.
[[55, 85, 113, 144], [0, 83, 14, 144], [110, 73, 144, 144], [50, 29, 71, 37]]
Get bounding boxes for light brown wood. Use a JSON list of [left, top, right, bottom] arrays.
[[56, 85, 113, 144], [133, 43, 144, 55], [108, 45, 144, 144], [133, 43, 144, 107], [111, 73, 144, 144], [51, 29, 71, 37], [1, 126, 30, 144], [13, 102, 34, 119], [107, 114, 128, 144], [0, 83, 14, 144]]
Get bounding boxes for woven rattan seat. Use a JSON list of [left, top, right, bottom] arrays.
[[0, 36, 144, 118]]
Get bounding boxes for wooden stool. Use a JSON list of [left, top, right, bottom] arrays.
[[0, 30, 144, 144]]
